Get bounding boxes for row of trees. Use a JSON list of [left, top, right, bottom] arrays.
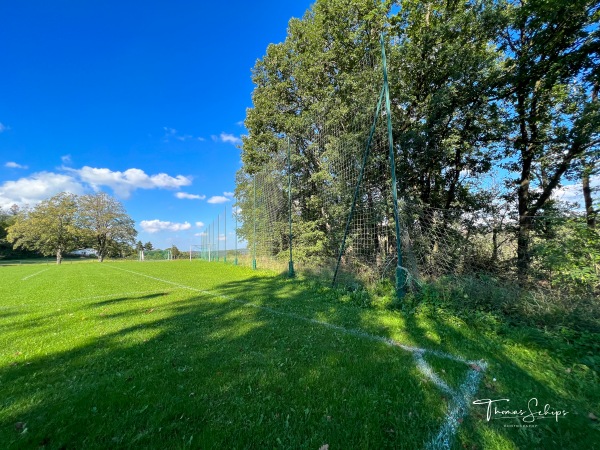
[[134, 241, 185, 259], [238, 0, 599, 284], [135, 241, 155, 252], [0, 205, 33, 259], [6, 192, 137, 263]]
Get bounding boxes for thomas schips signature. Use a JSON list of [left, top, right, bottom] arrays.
[[472, 398, 569, 423]]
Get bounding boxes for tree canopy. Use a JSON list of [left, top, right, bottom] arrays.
[[7, 192, 137, 264], [78, 193, 137, 262], [7, 192, 81, 264], [237, 0, 599, 285]]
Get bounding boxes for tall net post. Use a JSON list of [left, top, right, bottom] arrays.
[[381, 34, 405, 299], [208, 222, 212, 262], [224, 206, 227, 263], [332, 86, 385, 287], [217, 214, 221, 262], [234, 207, 238, 265], [287, 137, 295, 277], [252, 176, 257, 270]]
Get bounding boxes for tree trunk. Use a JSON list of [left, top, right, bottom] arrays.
[[516, 110, 533, 282], [56, 249, 62, 264], [583, 83, 598, 229], [583, 165, 596, 229]]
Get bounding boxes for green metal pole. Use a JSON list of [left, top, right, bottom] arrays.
[[287, 137, 295, 278], [224, 206, 227, 263], [234, 207, 238, 265], [252, 176, 257, 270], [381, 34, 405, 299], [332, 85, 385, 286]]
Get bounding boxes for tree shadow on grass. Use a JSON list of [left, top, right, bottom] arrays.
[[2, 268, 597, 450], [91, 292, 171, 307], [207, 274, 599, 450], [2, 282, 440, 450]]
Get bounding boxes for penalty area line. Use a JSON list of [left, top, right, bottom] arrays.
[[21, 268, 50, 281]]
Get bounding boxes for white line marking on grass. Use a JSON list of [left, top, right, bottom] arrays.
[[426, 362, 487, 450], [414, 352, 456, 397], [21, 269, 50, 281], [106, 265, 486, 449]]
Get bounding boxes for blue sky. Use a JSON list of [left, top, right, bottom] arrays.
[[0, 0, 314, 250]]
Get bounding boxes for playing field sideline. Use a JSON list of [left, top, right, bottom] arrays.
[[0, 261, 596, 449]]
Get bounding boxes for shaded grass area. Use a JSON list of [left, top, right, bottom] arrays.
[[2, 262, 451, 449], [1, 261, 598, 449]]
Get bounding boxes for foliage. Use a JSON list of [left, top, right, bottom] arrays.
[[170, 245, 183, 259], [496, 0, 600, 278], [7, 192, 81, 264], [533, 219, 600, 292], [6, 192, 137, 264], [236, 0, 599, 294], [77, 192, 137, 262], [0, 206, 36, 259]]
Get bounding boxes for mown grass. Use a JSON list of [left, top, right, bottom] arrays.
[[0, 260, 598, 449]]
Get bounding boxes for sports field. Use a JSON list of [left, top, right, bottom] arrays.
[[0, 261, 597, 449]]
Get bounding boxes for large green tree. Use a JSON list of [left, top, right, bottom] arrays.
[[0, 206, 18, 258], [239, 0, 393, 262], [389, 0, 504, 209], [7, 193, 81, 264], [238, 0, 598, 285], [238, 0, 504, 266], [497, 0, 599, 280], [78, 192, 137, 262]]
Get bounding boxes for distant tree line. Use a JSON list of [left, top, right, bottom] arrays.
[[135, 240, 184, 259], [4, 192, 137, 264]]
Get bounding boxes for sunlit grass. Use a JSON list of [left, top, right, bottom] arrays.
[[0, 260, 598, 449]]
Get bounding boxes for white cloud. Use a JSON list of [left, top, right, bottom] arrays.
[[195, 221, 205, 228], [223, 191, 234, 198], [236, 121, 245, 127], [0, 123, 8, 133], [66, 166, 191, 198], [5, 161, 28, 169], [553, 175, 600, 206], [194, 232, 208, 237], [215, 133, 242, 145], [207, 195, 230, 204], [0, 165, 193, 208], [163, 126, 204, 143], [61, 154, 72, 164], [0, 172, 85, 209], [140, 220, 192, 233], [175, 192, 206, 200]]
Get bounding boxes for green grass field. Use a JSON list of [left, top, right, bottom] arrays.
[[0, 261, 598, 449]]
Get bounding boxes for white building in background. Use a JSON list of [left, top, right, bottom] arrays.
[[69, 249, 98, 257]]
